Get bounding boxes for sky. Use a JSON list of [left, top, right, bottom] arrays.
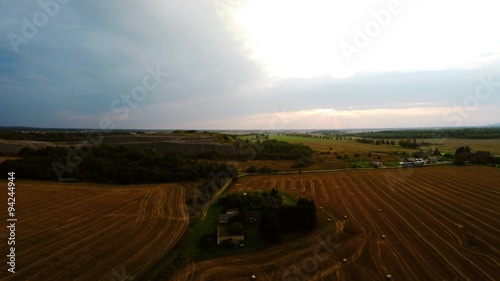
[[1, 0, 500, 130]]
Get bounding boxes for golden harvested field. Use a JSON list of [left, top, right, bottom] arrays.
[[0, 181, 188, 280], [171, 166, 500, 280]]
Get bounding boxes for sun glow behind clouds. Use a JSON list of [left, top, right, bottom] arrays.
[[219, 105, 496, 130], [234, 0, 500, 79]]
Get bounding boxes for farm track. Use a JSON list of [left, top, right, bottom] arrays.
[[0, 181, 188, 281], [171, 166, 499, 280]]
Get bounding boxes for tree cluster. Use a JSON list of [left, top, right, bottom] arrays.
[[454, 146, 499, 166], [259, 188, 317, 242], [247, 140, 313, 161], [218, 191, 268, 210], [355, 138, 395, 145], [244, 165, 279, 174], [235, 139, 314, 167], [397, 139, 432, 149]]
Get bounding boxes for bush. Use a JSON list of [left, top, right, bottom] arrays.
[[292, 156, 313, 168], [245, 165, 258, 173]]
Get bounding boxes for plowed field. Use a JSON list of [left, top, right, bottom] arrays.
[[0, 181, 188, 280], [171, 166, 499, 280]]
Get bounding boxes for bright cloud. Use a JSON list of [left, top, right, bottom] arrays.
[[234, 0, 500, 78]]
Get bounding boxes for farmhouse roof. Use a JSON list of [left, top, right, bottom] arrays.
[[226, 208, 239, 214], [217, 226, 245, 245]]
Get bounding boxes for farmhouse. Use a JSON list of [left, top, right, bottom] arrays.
[[216, 226, 244, 245], [405, 157, 416, 163], [401, 157, 426, 167], [426, 156, 438, 164]]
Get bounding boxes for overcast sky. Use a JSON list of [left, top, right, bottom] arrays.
[[1, 0, 499, 130]]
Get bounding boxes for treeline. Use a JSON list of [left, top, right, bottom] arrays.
[[259, 188, 317, 242], [355, 138, 396, 145], [281, 133, 351, 140], [0, 145, 237, 184], [235, 140, 313, 167], [349, 128, 500, 139], [454, 146, 500, 166], [398, 139, 432, 148], [355, 137, 436, 148], [244, 139, 313, 160], [0, 137, 316, 183]]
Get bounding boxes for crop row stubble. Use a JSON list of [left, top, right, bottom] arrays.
[[0, 181, 188, 281]]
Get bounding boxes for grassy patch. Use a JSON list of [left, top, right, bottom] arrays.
[[178, 205, 223, 259], [183, 191, 302, 261], [349, 161, 370, 168], [282, 194, 296, 206]]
